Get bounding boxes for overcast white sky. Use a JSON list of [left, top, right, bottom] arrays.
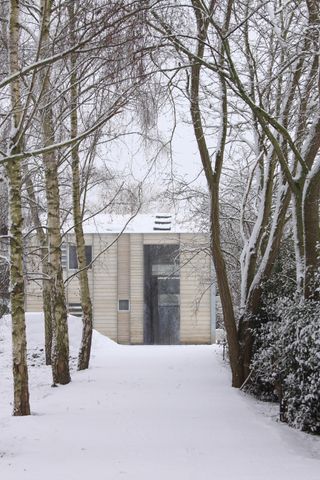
[[89, 103, 208, 215]]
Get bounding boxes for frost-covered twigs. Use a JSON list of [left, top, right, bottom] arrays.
[[146, 0, 320, 397]]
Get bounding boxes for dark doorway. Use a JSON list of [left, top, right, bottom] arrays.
[[144, 244, 180, 344]]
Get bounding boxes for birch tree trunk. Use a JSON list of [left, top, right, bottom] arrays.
[[7, 0, 30, 416], [68, 2, 93, 370], [0, 170, 9, 317], [44, 152, 70, 384], [42, 262, 53, 365], [24, 169, 53, 364], [40, 0, 70, 384]]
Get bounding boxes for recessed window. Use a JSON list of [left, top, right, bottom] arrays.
[[61, 243, 67, 269], [118, 299, 130, 311], [68, 245, 92, 270], [152, 264, 177, 276]]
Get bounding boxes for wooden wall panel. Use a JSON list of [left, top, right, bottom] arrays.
[[117, 234, 130, 344], [130, 234, 144, 344], [25, 230, 214, 345], [118, 312, 130, 344], [180, 234, 211, 344], [143, 233, 180, 245], [91, 234, 118, 340]]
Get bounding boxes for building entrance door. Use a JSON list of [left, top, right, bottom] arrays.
[[144, 244, 180, 345]]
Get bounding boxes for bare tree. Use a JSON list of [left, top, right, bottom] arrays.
[[6, 0, 30, 415], [65, 0, 155, 369], [148, 0, 320, 384], [67, 1, 93, 370], [0, 168, 9, 317]]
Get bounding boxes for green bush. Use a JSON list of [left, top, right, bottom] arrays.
[[251, 298, 320, 433]]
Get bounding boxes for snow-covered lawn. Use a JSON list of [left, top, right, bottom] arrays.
[[0, 314, 319, 480]]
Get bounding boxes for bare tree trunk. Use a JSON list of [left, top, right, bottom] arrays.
[[42, 128, 70, 384], [247, 186, 291, 314], [303, 174, 320, 299], [42, 262, 53, 365], [239, 183, 291, 378], [0, 169, 10, 317], [210, 192, 244, 387], [68, 3, 93, 370], [24, 169, 53, 364], [292, 190, 305, 294], [40, 0, 70, 384], [303, 0, 320, 299], [7, 0, 30, 416], [190, 0, 244, 387]]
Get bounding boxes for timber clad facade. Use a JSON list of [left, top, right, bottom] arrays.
[[25, 220, 215, 345]]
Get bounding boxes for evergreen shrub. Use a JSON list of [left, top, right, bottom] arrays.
[[251, 298, 320, 433]]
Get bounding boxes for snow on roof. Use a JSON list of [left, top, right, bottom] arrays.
[[66, 213, 199, 234]]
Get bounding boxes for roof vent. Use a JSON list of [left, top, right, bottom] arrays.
[[153, 215, 172, 231]]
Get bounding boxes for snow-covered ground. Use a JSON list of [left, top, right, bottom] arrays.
[[0, 314, 319, 480]]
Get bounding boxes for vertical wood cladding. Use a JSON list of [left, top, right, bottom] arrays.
[[25, 232, 213, 344], [117, 234, 130, 344], [130, 234, 144, 344]]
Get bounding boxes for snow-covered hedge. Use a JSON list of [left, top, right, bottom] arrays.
[[251, 298, 320, 434]]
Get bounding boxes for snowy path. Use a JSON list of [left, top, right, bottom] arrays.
[[0, 314, 319, 480]]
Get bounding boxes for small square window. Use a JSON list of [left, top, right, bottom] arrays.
[[118, 299, 130, 311], [68, 303, 82, 317]]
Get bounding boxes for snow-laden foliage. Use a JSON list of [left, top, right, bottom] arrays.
[[251, 298, 320, 433]]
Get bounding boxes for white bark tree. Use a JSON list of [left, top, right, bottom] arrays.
[[6, 0, 30, 416]]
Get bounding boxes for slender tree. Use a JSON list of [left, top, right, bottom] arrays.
[[24, 166, 53, 365], [68, 1, 93, 370], [7, 0, 31, 415], [39, 0, 70, 384]]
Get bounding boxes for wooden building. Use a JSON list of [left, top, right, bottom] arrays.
[[25, 214, 216, 344]]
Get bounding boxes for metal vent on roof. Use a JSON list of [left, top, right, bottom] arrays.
[[153, 215, 172, 231]]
